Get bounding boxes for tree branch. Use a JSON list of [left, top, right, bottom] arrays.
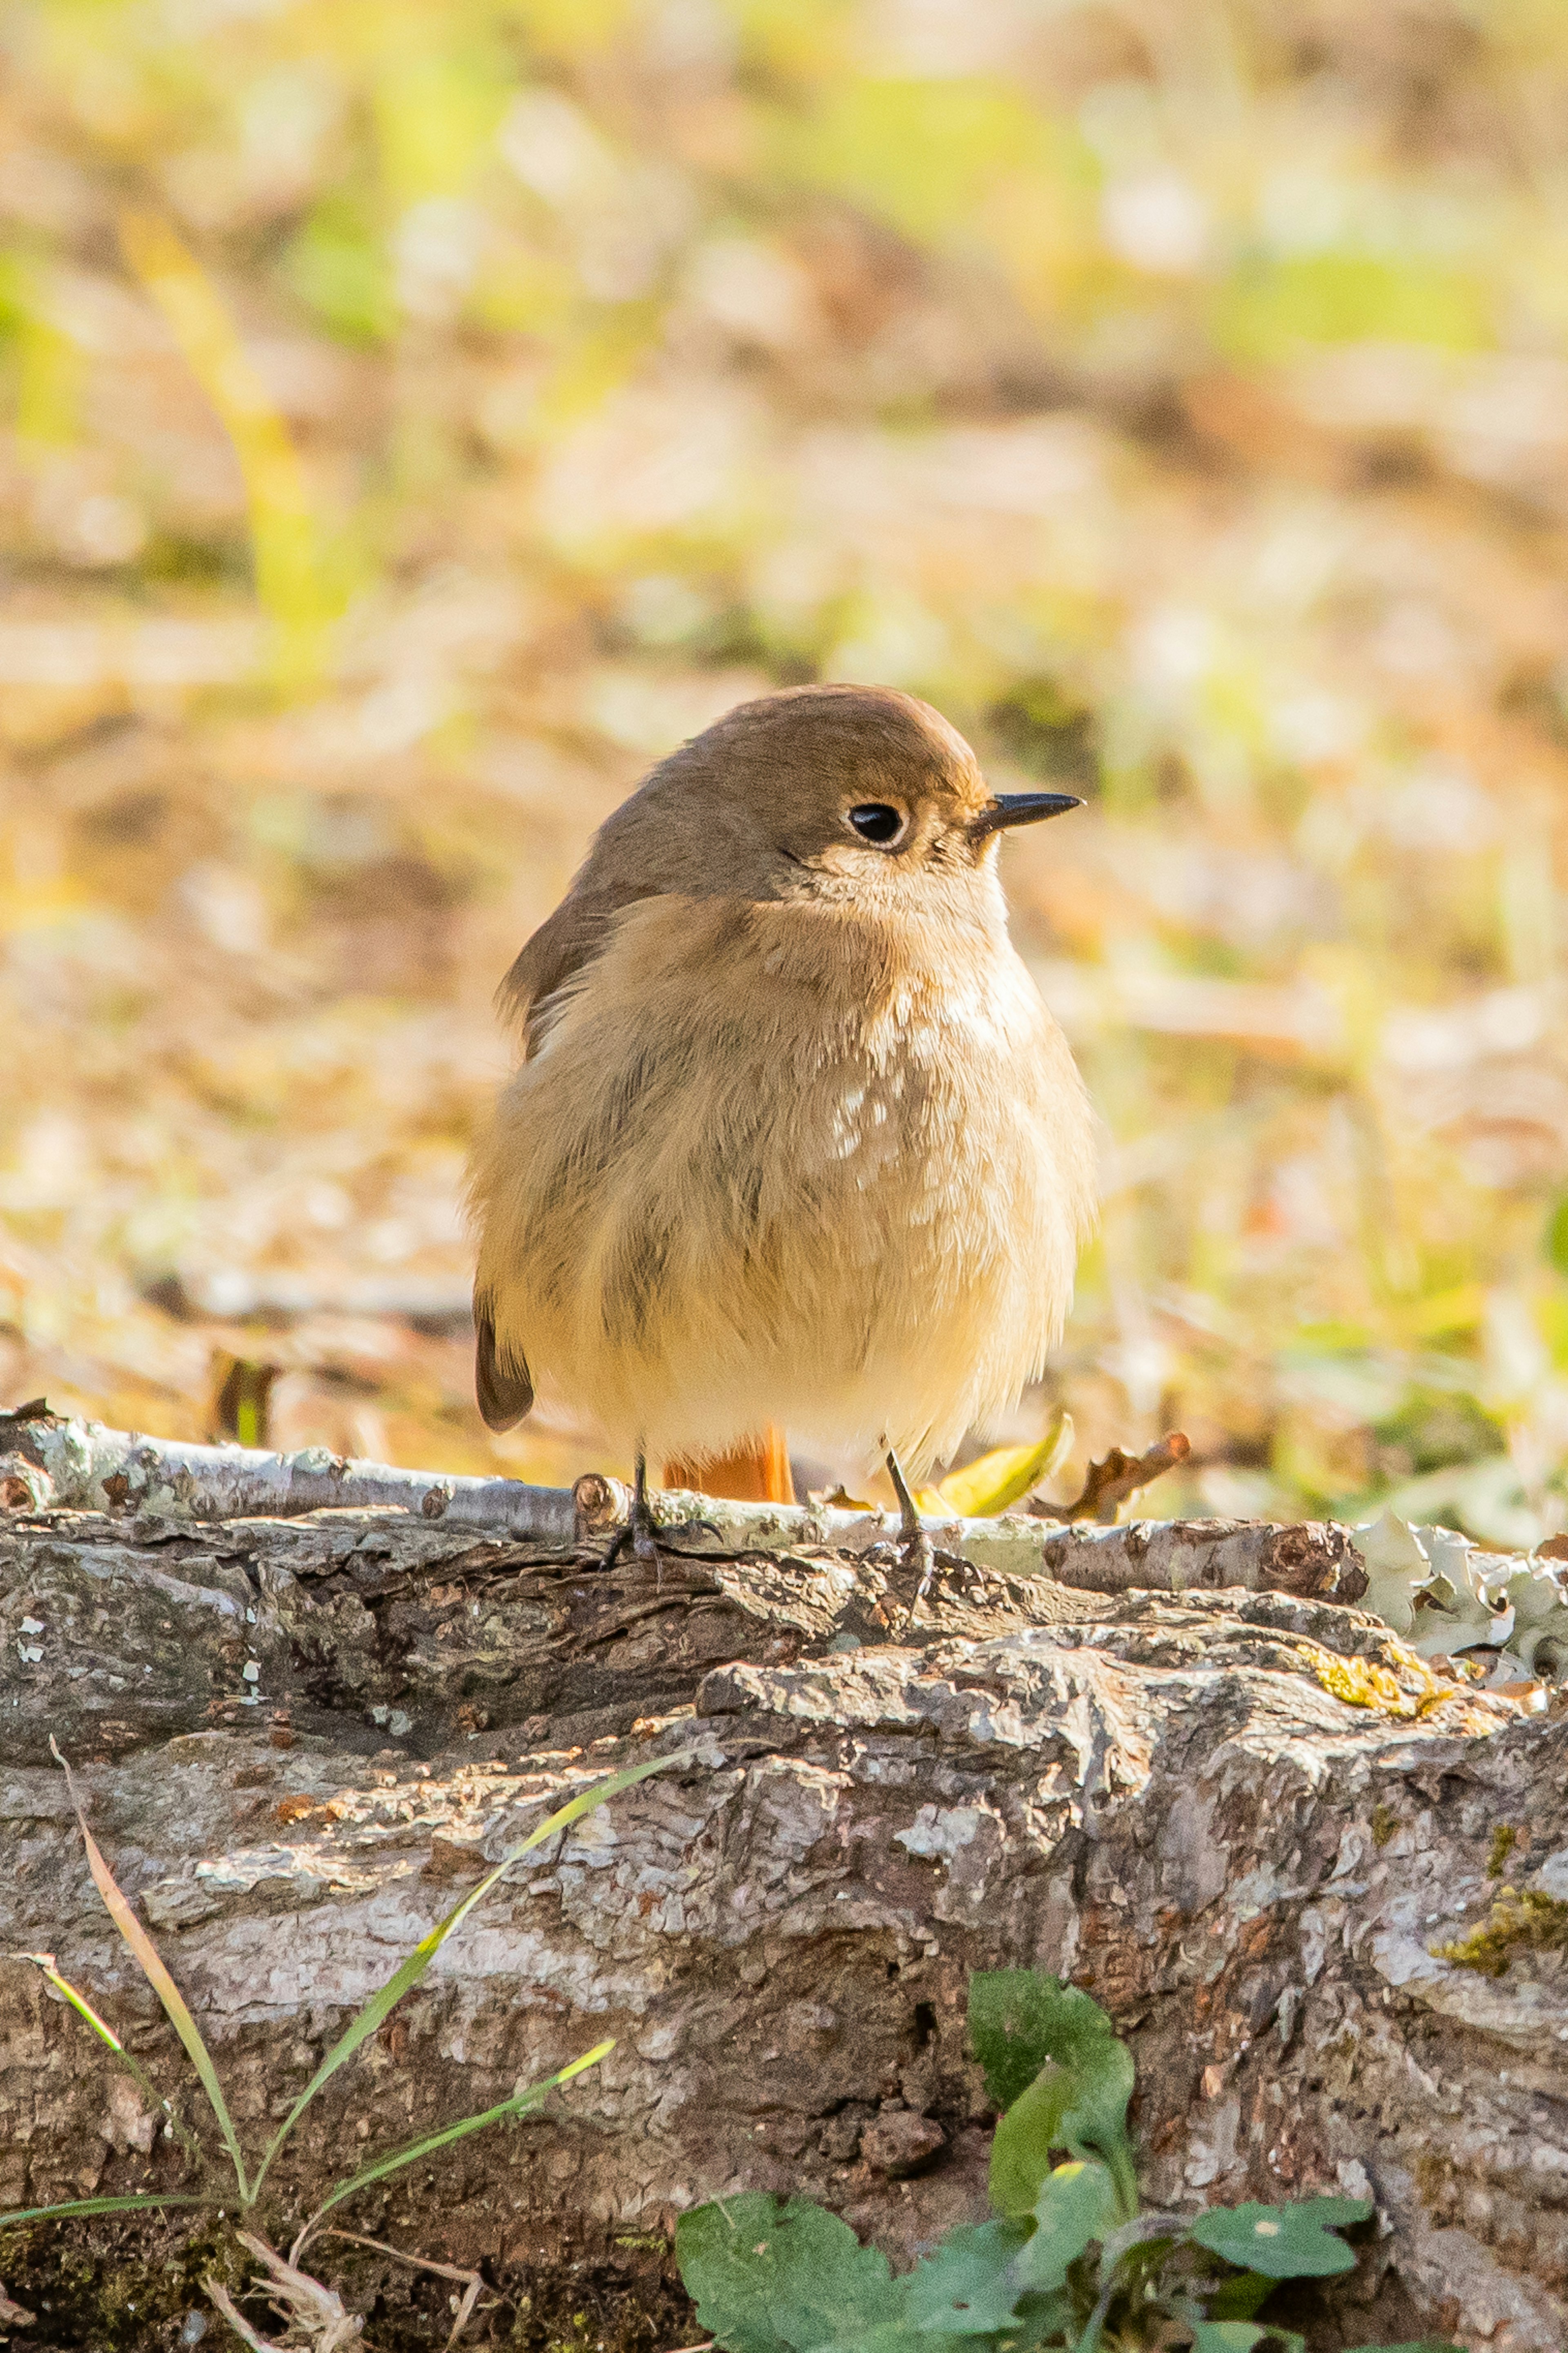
[[0, 1404, 575, 1546], [0, 1407, 1370, 1603]]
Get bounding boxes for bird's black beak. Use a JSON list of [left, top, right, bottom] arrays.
[[971, 790, 1084, 839]]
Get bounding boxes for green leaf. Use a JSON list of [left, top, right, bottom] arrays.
[[372, 52, 507, 205], [969, 1972, 1123, 2115], [676, 2192, 901, 2353], [1546, 1191, 1568, 1277], [1062, 2070, 1139, 2221], [1012, 2162, 1118, 2295], [1187, 2196, 1371, 2280], [303, 2040, 612, 2233], [935, 1415, 1071, 1516], [988, 2065, 1076, 2216], [973, 1973, 1137, 2217], [1192, 2327, 1309, 2353], [780, 76, 1093, 250], [1203, 2269, 1276, 2320], [53, 1742, 250, 2201], [1189, 2324, 1306, 2353], [0, 2193, 209, 2226], [819, 2328, 951, 2353], [17, 1952, 205, 2171], [285, 211, 396, 344], [1213, 254, 1491, 364], [902, 2217, 1033, 2335], [253, 1748, 685, 2195]]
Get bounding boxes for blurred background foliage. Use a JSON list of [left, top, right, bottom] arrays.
[[5, 0, 1568, 1535]]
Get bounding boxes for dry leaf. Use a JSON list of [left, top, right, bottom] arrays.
[[1045, 1434, 1192, 1525]]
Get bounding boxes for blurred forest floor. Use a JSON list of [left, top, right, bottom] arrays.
[[4, 0, 1568, 1537]]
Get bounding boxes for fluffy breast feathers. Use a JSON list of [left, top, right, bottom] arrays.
[[470, 891, 1096, 1473]]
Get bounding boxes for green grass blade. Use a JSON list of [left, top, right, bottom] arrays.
[[0, 2193, 210, 2226], [25, 1949, 155, 2071], [51, 1739, 251, 2201], [302, 2040, 615, 2233], [252, 1747, 686, 2195], [19, 1953, 206, 2172]]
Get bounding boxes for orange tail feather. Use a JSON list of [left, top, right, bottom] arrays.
[[662, 1425, 795, 1505]]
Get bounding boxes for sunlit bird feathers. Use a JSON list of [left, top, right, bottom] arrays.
[[469, 683, 1096, 1479]]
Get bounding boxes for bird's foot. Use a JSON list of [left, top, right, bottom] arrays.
[[871, 1450, 983, 1612], [902, 1521, 938, 1608], [600, 1454, 664, 1576], [868, 1519, 933, 1602], [897, 1536, 980, 1599], [601, 1515, 662, 1572], [954, 1551, 990, 1603], [862, 1534, 977, 1619]]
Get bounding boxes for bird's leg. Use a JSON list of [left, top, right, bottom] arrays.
[[878, 1447, 985, 1607], [885, 1447, 936, 1605], [601, 1450, 662, 1573], [630, 1450, 662, 1565]]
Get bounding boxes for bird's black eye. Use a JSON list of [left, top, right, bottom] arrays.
[[847, 803, 905, 847]]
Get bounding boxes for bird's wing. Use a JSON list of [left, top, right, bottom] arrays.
[[498, 884, 643, 1059], [475, 882, 648, 1430], [474, 1301, 534, 1431]]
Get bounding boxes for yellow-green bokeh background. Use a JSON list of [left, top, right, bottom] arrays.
[[5, 0, 1568, 1535]]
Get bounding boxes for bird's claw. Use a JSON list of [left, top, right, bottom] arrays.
[[601, 1453, 664, 1576], [604, 1510, 721, 1570], [600, 1519, 657, 1571], [875, 1447, 985, 1609], [862, 1533, 978, 1608], [912, 1540, 984, 1605]]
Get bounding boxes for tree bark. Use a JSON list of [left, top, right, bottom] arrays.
[[2, 1491, 1565, 2350]]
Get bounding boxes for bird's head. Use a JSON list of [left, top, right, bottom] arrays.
[[587, 683, 1081, 918]]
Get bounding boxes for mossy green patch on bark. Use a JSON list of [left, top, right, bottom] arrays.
[[1434, 1884, 1568, 1977]]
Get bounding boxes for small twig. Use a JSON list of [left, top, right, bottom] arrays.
[[445, 2278, 484, 2351], [321, 2231, 497, 2349], [204, 2281, 284, 2353], [5, 1408, 1376, 1598], [320, 2228, 481, 2287], [1047, 1432, 1191, 1525]]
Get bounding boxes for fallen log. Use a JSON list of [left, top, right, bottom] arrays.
[[2, 1483, 1567, 2350]]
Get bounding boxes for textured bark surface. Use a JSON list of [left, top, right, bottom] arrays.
[[2, 1502, 1565, 2352]]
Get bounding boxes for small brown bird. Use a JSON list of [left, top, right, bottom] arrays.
[[470, 683, 1096, 1563]]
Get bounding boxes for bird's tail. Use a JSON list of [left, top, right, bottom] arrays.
[[662, 1424, 795, 1504]]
